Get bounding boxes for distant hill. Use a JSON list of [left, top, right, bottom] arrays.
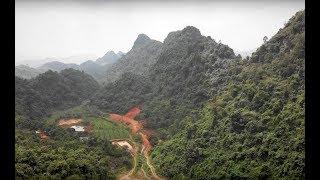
[[98, 34, 163, 85], [16, 57, 60, 68], [22, 51, 124, 81], [95, 51, 124, 66], [15, 65, 45, 79], [78, 51, 124, 80], [79, 60, 106, 80], [37, 61, 81, 72]]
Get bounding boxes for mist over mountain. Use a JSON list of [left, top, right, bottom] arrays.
[[15, 65, 45, 79], [16, 57, 61, 68], [15, 51, 125, 80], [37, 61, 81, 72]]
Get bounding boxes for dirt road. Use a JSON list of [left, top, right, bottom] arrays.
[[109, 107, 164, 180]]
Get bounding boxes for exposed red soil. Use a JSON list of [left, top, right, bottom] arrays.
[[140, 132, 152, 155], [109, 113, 143, 134], [124, 107, 141, 119], [109, 107, 153, 154]]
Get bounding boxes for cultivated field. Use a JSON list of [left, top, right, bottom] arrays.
[[90, 117, 131, 140]]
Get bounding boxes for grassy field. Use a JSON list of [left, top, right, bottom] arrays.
[[90, 117, 131, 140]]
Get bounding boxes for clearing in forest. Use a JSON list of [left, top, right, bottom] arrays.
[[57, 118, 83, 127]]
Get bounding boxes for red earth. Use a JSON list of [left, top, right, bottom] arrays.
[[124, 107, 141, 119], [109, 107, 153, 154]]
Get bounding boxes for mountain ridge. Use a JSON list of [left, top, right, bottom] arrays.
[[98, 34, 163, 85], [15, 50, 125, 80]]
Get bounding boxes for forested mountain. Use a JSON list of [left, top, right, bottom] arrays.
[[150, 10, 305, 179], [15, 69, 100, 128], [78, 60, 106, 80], [90, 10, 305, 179], [142, 26, 239, 129], [79, 51, 124, 80], [15, 65, 45, 79], [91, 72, 153, 113], [99, 34, 163, 85], [17, 51, 124, 81], [15, 9, 305, 179], [91, 26, 240, 129]]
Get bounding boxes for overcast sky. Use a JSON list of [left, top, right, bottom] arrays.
[[15, 0, 305, 66]]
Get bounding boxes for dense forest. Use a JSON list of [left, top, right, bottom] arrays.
[[15, 10, 305, 179], [90, 10, 305, 179], [15, 128, 131, 179], [16, 69, 99, 128], [150, 10, 305, 179]]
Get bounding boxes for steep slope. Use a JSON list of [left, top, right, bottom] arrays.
[[150, 26, 236, 102], [15, 65, 45, 79], [151, 10, 305, 179], [99, 34, 163, 85], [141, 26, 239, 129], [91, 72, 153, 114], [79, 60, 105, 79], [91, 26, 239, 132], [15, 68, 100, 128]]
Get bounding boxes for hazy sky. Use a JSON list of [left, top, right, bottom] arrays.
[[15, 0, 305, 66]]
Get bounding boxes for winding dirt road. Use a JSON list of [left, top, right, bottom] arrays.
[[108, 107, 164, 180]]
